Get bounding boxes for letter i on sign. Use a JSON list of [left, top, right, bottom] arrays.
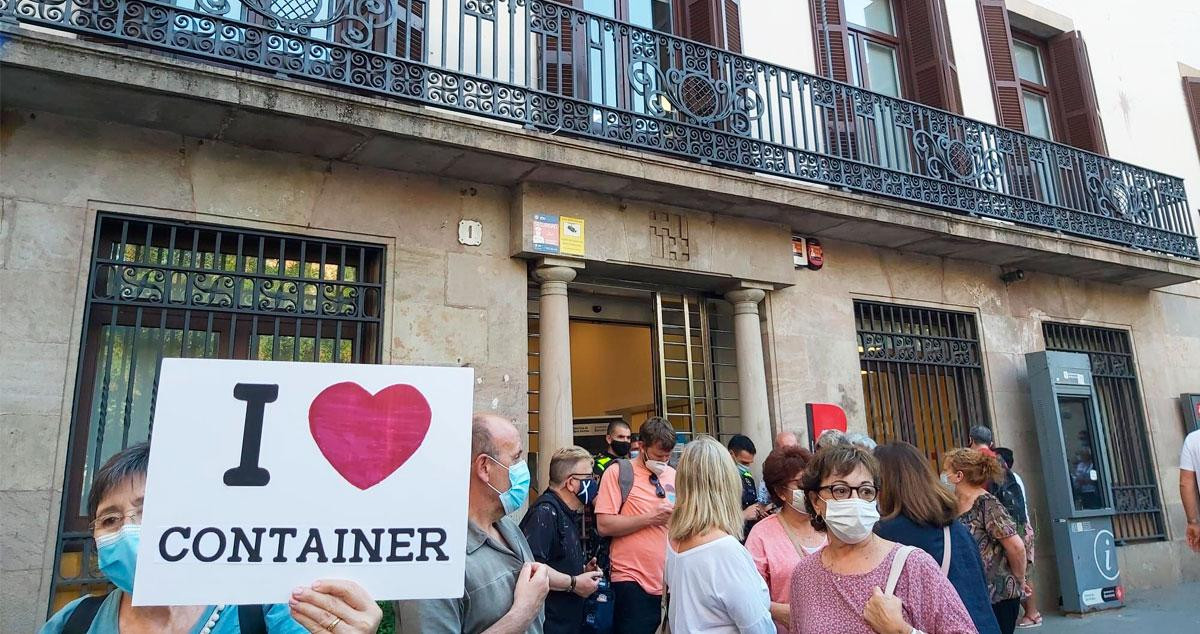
[[224, 383, 279, 486]]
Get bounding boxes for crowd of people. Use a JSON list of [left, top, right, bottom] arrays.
[[390, 416, 1046, 634], [43, 411, 1200, 633]]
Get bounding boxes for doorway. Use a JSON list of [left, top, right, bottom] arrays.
[[527, 280, 741, 483]]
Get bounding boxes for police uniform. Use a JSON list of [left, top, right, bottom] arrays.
[[738, 464, 759, 539]]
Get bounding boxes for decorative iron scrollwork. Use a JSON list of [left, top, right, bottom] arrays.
[[913, 130, 1004, 191]]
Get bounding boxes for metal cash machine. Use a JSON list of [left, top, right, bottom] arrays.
[[1025, 351, 1124, 613]]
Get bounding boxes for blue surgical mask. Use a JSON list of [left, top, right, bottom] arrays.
[[486, 455, 531, 514], [97, 523, 140, 593], [575, 477, 597, 506]]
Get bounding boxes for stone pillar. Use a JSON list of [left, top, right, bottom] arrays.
[[533, 259, 580, 490], [724, 287, 772, 481]]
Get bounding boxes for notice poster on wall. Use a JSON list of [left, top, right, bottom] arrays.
[[132, 359, 473, 606], [559, 216, 585, 255], [533, 213, 561, 253]]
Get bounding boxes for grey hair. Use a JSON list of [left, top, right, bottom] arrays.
[[87, 442, 150, 518], [815, 429, 848, 450], [844, 432, 878, 451], [968, 425, 994, 447]]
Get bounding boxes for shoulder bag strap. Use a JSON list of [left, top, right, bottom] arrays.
[[616, 459, 634, 512], [884, 546, 916, 596], [940, 525, 952, 576], [62, 594, 108, 634]]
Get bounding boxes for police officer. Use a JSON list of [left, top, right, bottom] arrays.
[[594, 420, 633, 476], [728, 434, 765, 539]]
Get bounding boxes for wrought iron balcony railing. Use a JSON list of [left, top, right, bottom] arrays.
[[4, 0, 1197, 258]]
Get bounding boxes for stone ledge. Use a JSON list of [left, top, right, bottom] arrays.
[[2, 26, 1198, 288]]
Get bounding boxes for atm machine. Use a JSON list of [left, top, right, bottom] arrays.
[[1025, 351, 1124, 613]]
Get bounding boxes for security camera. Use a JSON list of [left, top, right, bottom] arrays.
[[1000, 269, 1025, 284]]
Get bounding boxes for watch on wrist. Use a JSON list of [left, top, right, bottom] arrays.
[[568, 575, 577, 593]]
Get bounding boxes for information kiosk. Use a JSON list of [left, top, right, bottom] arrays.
[[1025, 351, 1123, 613]]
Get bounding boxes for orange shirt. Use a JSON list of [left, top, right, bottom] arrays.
[[594, 458, 676, 596]]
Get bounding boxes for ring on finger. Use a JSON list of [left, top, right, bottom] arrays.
[[324, 616, 342, 631]]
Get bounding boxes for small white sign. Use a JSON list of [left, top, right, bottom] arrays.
[[133, 359, 473, 606]]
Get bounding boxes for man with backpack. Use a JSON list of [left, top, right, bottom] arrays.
[[593, 417, 677, 634]]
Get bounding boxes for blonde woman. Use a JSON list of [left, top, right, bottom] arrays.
[[664, 436, 773, 633]]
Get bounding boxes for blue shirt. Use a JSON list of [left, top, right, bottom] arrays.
[[876, 514, 1001, 634], [40, 590, 306, 634]]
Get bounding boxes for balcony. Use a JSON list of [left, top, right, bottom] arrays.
[[2, 0, 1197, 259]]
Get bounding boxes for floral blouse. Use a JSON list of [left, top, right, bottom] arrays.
[[959, 492, 1020, 603]]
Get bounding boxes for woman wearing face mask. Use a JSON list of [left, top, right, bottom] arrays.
[[744, 445, 824, 632], [663, 436, 773, 634], [874, 442, 1000, 634], [40, 442, 382, 634], [520, 446, 606, 633], [788, 445, 975, 634], [942, 449, 1027, 634]]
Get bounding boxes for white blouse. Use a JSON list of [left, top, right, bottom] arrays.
[[665, 534, 775, 634]]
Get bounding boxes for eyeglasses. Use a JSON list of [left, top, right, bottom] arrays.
[[89, 508, 142, 535], [649, 473, 666, 499], [570, 473, 595, 482], [815, 483, 878, 502]]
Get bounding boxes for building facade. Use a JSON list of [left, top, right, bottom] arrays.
[[2, 0, 1199, 629]]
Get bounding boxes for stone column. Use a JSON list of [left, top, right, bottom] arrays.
[[724, 287, 772, 481], [533, 259, 580, 490]]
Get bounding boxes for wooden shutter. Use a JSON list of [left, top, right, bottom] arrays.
[[683, 0, 741, 52], [976, 0, 1025, 131], [902, 0, 961, 112], [723, 0, 742, 54], [544, 10, 578, 97], [1047, 31, 1107, 154], [1185, 77, 1200, 160], [809, 0, 852, 82], [396, 0, 426, 61]]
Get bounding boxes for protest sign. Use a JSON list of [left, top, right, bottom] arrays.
[[132, 358, 473, 606]]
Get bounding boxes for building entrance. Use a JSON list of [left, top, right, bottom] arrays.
[[527, 281, 741, 485]]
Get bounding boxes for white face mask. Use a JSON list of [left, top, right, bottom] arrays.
[[645, 459, 668, 476], [790, 489, 810, 515], [822, 498, 880, 544]]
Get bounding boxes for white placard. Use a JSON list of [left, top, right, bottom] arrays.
[[133, 359, 473, 606]]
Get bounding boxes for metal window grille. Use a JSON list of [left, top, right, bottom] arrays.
[[855, 300, 990, 467], [49, 213, 385, 613], [1042, 322, 1165, 544]]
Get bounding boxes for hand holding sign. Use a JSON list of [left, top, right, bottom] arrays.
[[134, 359, 473, 606], [289, 580, 383, 633]]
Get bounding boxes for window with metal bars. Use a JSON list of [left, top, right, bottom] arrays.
[[855, 300, 989, 467], [1042, 322, 1164, 544], [50, 213, 385, 612]]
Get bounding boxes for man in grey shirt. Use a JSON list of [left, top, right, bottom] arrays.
[[396, 413, 549, 633]]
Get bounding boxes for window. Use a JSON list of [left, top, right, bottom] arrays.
[[1042, 323, 1165, 544], [811, 0, 960, 111], [976, 1, 1107, 153], [1184, 76, 1200, 160], [50, 214, 385, 612], [844, 0, 903, 97], [855, 301, 990, 468], [1013, 36, 1053, 140]]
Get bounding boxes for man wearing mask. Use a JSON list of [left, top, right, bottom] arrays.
[[728, 434, 766, 534], [594, 420, 633, 476], [397, 413, 550, 633], [594, 417, 677, 634], [521, 446, 606, 633]]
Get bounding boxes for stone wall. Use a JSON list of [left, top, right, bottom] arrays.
[[0, 107, 530, 631], [767, 238, 1200, 604]]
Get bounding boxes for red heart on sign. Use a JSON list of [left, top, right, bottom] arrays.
[[308, 382, 432, 490]]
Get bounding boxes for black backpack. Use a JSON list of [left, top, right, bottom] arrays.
[[62, 593, 268, 634]]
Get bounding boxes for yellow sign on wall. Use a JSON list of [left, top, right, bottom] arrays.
[[559, 216, 585, 256]]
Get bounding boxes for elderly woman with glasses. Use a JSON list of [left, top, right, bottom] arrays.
[[40, 442, 382, 634], [787, 445, 975, 634]]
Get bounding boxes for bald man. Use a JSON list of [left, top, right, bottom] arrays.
[[397, 413, 549, 633], [774, 431, 798, 448]]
